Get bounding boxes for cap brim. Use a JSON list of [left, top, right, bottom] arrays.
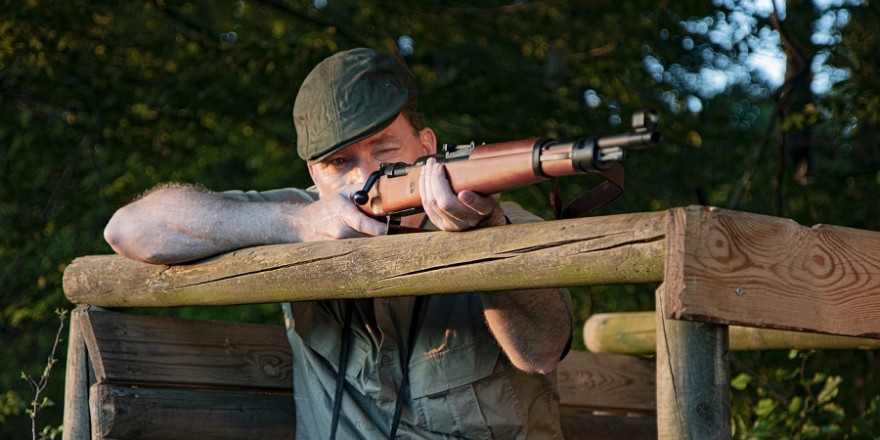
[[305, 110, 402, 164]]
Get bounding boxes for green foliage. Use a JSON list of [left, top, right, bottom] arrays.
[[2, 1, 879, 437], [731, 349, 880, 439]]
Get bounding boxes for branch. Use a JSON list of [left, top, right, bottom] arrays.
[[23, 309, 67, 440], [770, 1, 808, 75], [727, 112, 779, 209], [153, 0, 216, 45]]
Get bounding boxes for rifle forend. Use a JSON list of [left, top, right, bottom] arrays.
[[353, 109, 661, 218]]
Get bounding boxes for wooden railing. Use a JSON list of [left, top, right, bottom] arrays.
[[62, 206, 880, 439]]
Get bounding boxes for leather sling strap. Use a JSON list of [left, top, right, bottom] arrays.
[[551, 163, 625, 219]]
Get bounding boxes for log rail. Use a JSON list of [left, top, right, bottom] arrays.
[[62, 206, 880, 440]]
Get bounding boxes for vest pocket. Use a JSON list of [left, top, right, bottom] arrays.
[[414, 384, 493, 439], [409, 334, 523, 438]]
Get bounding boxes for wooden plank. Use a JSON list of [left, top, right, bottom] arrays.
[[63, 213, 667, 307], [81, 309, 292, 390], [62, 308, 91, 440], [90, 384, 294, 440], [656, 284, 730, 440], [584, 311, 880, 354], [560, 411, 656, 440], [664, 206, 880, 338], [556, 351, 655, 414]]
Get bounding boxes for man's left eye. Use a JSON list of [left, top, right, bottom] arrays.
[[374, 148, 399, 160]]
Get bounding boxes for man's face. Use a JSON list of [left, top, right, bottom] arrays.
[[308, 113, 436, 197]]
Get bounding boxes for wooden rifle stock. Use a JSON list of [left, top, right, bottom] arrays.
[[353, 110, 661, 219]]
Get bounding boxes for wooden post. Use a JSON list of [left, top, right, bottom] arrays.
[[62, 307, 90, 440], [656, 285, 730, 439], [657, 208, 731, 439]]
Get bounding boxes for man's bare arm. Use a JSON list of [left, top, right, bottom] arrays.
[[104, 183, 387, 264], [418, 159, 573, 373], [481, 289, 572, 374]]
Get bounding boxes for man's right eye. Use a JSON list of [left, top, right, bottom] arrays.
[[326, 157, 350, 168]]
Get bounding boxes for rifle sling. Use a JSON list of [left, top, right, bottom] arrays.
[[552, 163, 625, 219]]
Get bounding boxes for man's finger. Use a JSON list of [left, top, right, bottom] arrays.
[[424, 159, 460, 210], [345, 212, 388, 237], [458, 190, 498, 216], [339, 186, 388, 236]]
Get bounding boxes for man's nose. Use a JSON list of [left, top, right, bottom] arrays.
[[348, 163, 375, 186]]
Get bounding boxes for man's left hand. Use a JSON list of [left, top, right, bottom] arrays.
[[419, 157, 507, 231]]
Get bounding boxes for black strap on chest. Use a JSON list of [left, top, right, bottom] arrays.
[[328, 297, 424, 440], [329, 302, 354, 440], [389, 296, 424, 438]]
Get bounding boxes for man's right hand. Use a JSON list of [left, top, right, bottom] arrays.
[[295, 185, 388, 242]]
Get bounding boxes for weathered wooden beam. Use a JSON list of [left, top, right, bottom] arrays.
[[584, 311, 880, 354], [664, 206, 880, 338], [90, 384, 295, 440], [656, 284, 730, 440], [63, 212, 667, 307], [77, 308, 660, 439], [80, 309, 292, 390], [556, 350, 656, 414], [62, 308, 91, 440], [560, 412, 657, 440]]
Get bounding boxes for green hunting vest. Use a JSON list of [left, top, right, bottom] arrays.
[[230, 189, 565, 439]]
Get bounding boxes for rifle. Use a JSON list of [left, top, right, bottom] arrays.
[[353, 109, 661, 225]]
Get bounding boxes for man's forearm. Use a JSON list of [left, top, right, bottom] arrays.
[[481, 287, 572, 374], [104, 185, 303, 264]]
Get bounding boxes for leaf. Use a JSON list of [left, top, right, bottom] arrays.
[[820, 402, 845, 423], [775, 367, 799, 381], [731, 372, 752, 390], [754, 398, 778, 417], [819, 423, 842, 435], [800, 423, 820, 438], [817, 375, 842, 405]]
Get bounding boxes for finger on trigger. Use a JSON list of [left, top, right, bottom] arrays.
[[349, 213, 388, 237]]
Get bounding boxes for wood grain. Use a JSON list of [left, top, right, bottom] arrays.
[[91, 385, 294, 440], [63, 212, 667, 307], [559, 411, 656, 440], [556, 350, 655, 414], [664, 206, 880, 338], [73, 309, 660, 439], [81, 309, 292, 390]]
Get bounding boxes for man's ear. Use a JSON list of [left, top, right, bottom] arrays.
[[306, 163, 328, 198], [306, 163, 319, 186], [419, 127, 437, 155]]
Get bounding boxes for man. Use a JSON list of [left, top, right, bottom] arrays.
[[104, 48, 572, 439]]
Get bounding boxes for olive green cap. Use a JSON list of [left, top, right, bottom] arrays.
[[294, 48, 417, 164]]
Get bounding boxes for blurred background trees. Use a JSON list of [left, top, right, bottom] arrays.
[[2, 0, 877, 437]]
